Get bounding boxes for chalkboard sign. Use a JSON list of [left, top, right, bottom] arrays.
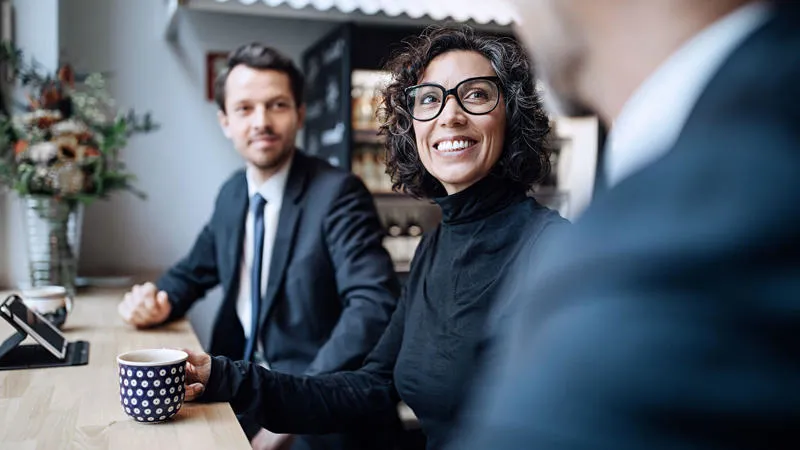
[[302, 24, 352, 170]]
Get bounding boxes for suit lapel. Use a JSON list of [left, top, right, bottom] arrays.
[[259, 152, 309, 326], [223, 172, 249, 288]]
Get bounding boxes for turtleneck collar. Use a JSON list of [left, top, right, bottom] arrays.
[[433, 175, 526, 225]]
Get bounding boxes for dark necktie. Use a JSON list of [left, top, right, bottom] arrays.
[[243, 193, 266, 362]]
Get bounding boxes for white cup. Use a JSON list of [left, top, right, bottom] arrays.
[[20, 285, 73, 329]]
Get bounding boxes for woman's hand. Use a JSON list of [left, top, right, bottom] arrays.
[[183, 348, 212, 401], [251, 429, 295, 450]]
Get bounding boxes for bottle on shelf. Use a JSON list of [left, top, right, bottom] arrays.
[[358, 93, 375, 130], [382, 215, 408, 271], [352, 69, 392, 132], [386, 218, 404, 238], [351, 85, 364, 130], [404, 217, 424, 262], [376, 147, 394, 193], [351, 85, 375, 131], [371, 150, 387, 193], [369, 88, 383, 130], [406, 219, 423, 238]]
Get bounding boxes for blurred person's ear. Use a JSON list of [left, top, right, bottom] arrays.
[[217, 110, 231, 139]]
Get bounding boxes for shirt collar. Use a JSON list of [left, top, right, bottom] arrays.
[[604, 1, 772, 187], [245, 152, 294, 204]]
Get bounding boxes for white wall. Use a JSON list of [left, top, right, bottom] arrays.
[[1, 0, 60, 289], [0, 194, 7, 288], [13, 0, 59, 70]]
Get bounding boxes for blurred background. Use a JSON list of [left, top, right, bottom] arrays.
[[0, 0, 602, 348]]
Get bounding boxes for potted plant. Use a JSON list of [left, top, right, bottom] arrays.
[[0, 42, 159, 295]]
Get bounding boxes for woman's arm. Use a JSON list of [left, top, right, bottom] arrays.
[[194, 289, 409, 435], [204, 356, 398, 434]]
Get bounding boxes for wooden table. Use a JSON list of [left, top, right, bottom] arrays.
[[0, 287, 250, 450]]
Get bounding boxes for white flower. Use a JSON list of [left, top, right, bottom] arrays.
[[51, 119, 89, 136], [17, 110, 62, 126], [28, 142, 58, 163]]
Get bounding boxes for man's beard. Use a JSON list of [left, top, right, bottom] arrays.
[[252, 143, 294, 172]]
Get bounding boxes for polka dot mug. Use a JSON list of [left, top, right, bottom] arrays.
[[117, 349, 188, 423]]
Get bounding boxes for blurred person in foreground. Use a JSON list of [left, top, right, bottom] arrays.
[[179, 26, 567, 450], [117, 42, 401, 450], [449, 0, 800, 449]]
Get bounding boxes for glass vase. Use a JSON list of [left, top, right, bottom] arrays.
[[20, 195, 84, 297]]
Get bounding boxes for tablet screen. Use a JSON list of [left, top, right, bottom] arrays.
[[1, 295, 68, 359]]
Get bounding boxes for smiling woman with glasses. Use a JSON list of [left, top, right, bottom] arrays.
[[179, 26, 568, 450]]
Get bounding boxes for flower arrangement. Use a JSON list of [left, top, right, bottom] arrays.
[[0, 41, 159, 203]]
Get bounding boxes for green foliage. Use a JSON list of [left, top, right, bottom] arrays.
[[0, 41, 160, 203]]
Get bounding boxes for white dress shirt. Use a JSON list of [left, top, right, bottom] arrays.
[[236, 155, 293, 353], [604, 1, 773, 187]]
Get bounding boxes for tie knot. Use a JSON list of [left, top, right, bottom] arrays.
[[250, 193, 267, 214]]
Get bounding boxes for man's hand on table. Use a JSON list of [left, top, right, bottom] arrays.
[[183, 348, 212, 401], [118, 282, 172, 328]]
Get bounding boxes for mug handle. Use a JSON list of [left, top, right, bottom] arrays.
[[65, 293, 73, 314]]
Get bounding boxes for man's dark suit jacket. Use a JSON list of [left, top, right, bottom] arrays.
[[156, 150, 401, 447], [451, 2, 800, 449], [158, 150, 400, 372]]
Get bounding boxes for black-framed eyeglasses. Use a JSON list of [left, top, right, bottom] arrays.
[[404, 76, 502, 122]]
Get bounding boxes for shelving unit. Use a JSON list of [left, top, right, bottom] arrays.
[[352, 129, 385, 145]]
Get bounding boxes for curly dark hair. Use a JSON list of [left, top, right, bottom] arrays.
[[379, 26, 552, 198]]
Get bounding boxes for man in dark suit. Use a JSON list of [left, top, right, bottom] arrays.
[[117, 43, 401, 450], [450, 0, 800, 448]]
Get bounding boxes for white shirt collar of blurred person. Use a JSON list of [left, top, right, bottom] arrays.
[[604, 1, 773, 187]]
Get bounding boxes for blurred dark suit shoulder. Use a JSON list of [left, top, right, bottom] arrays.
[[452, 4, 800, 449]]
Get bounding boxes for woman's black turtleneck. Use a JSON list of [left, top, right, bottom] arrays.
[[201, 175, 568, 450]]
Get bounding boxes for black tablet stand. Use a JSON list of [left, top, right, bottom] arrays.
[[0, 329, 28, 361], [0, 297, 90, 371]]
